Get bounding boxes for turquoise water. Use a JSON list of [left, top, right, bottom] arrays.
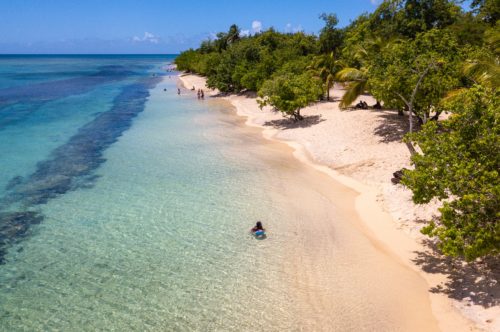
[[0, 56, 440, 331], [0, 55, 302, 331]]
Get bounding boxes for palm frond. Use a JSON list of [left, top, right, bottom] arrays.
[[340, 80, 367, 109], [484, 27, 500, 56], [441, 88, 469, 104], [336, 67, 365, 82], [464, 59, 500, 88]]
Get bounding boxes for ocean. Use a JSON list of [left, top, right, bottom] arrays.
[[0, 55, 439, 331], [0, 55, 304, 330]]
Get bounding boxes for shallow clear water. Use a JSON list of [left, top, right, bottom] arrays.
[[0, 55, 301, 331], [0, 56, 440, 331]]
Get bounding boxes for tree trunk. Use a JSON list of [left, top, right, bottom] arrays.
[[404, 64, 433, 133], [405, 141, 417, 156], [294, 108, 304, 121], [409, 105, 414, 134], [398, 64, 435, 156]]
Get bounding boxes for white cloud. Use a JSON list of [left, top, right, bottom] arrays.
[[240, 29, 250, 37], [285, 23, 302, 33], [132, 32, 159, 44], [252, 20, 262, 33]]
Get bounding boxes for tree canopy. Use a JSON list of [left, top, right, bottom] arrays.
[[175, 0, 499, 259], [403, 86, 499, 260], [258, 73, 323, 121], [318, 13, 343, 54], [369, 29, 462, 131]]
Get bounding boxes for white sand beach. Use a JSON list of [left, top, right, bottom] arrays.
[[179, 73, 499, 332]]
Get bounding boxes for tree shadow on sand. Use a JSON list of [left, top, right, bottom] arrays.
[[372, 110, 425, 143], [263, 115, 325, 130], [317, 97, 341, 103], [413, 239, 500, 308]]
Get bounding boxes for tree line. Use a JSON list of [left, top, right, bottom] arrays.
[[176, 0, 499, 260]]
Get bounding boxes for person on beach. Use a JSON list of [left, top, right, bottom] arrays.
[[197, 89, 201, 99], [200, 89, 205, 99], [191, 86, 195, 91], [355, 100, 368, 109], [177, 88, 181, 95]]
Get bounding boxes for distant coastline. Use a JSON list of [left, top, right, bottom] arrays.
[[0, 54, 178, 56]]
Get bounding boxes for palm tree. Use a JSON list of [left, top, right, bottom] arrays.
[[226, 24, 241, 45], [309, 52, 338, 101], [462, 37, 499, 88], [335, 37, 386, 109], [443, 28, 499, 103], [336, 66, 369, 108]]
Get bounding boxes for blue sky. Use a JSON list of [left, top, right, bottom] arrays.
[[0, 0, 414, 54]]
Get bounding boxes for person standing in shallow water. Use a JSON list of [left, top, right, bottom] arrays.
[[177, 88, 181, 95]]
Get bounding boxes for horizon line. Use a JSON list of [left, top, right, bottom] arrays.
[[0, 53, 180, 56]]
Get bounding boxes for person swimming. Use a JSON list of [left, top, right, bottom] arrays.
[[251, 221, 264, 232]]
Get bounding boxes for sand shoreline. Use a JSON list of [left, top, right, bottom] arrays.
[[178, 73, 498, 332]]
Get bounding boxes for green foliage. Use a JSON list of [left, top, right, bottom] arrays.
[[257, 73, 323, 120], [174, 49, 200, 72], [335, 37, 387, 108], [471, 0, 500, 24], [176, 27, 319, 93], [226, 24, 241, 44], [211, 24, 241, 52], [462, 26, 500, 88], [336, 64, 370, 109], [369, 29, 462, 123], [341, 14, 373, 67], [318, 13, 343, 54], [444, 12, 488, 47], [442, 25, 499, 104], [368, 0, 462, 39], [403, 86, 500, 260], [399, 0, 461, 36], [309, 52, 339, 100]]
